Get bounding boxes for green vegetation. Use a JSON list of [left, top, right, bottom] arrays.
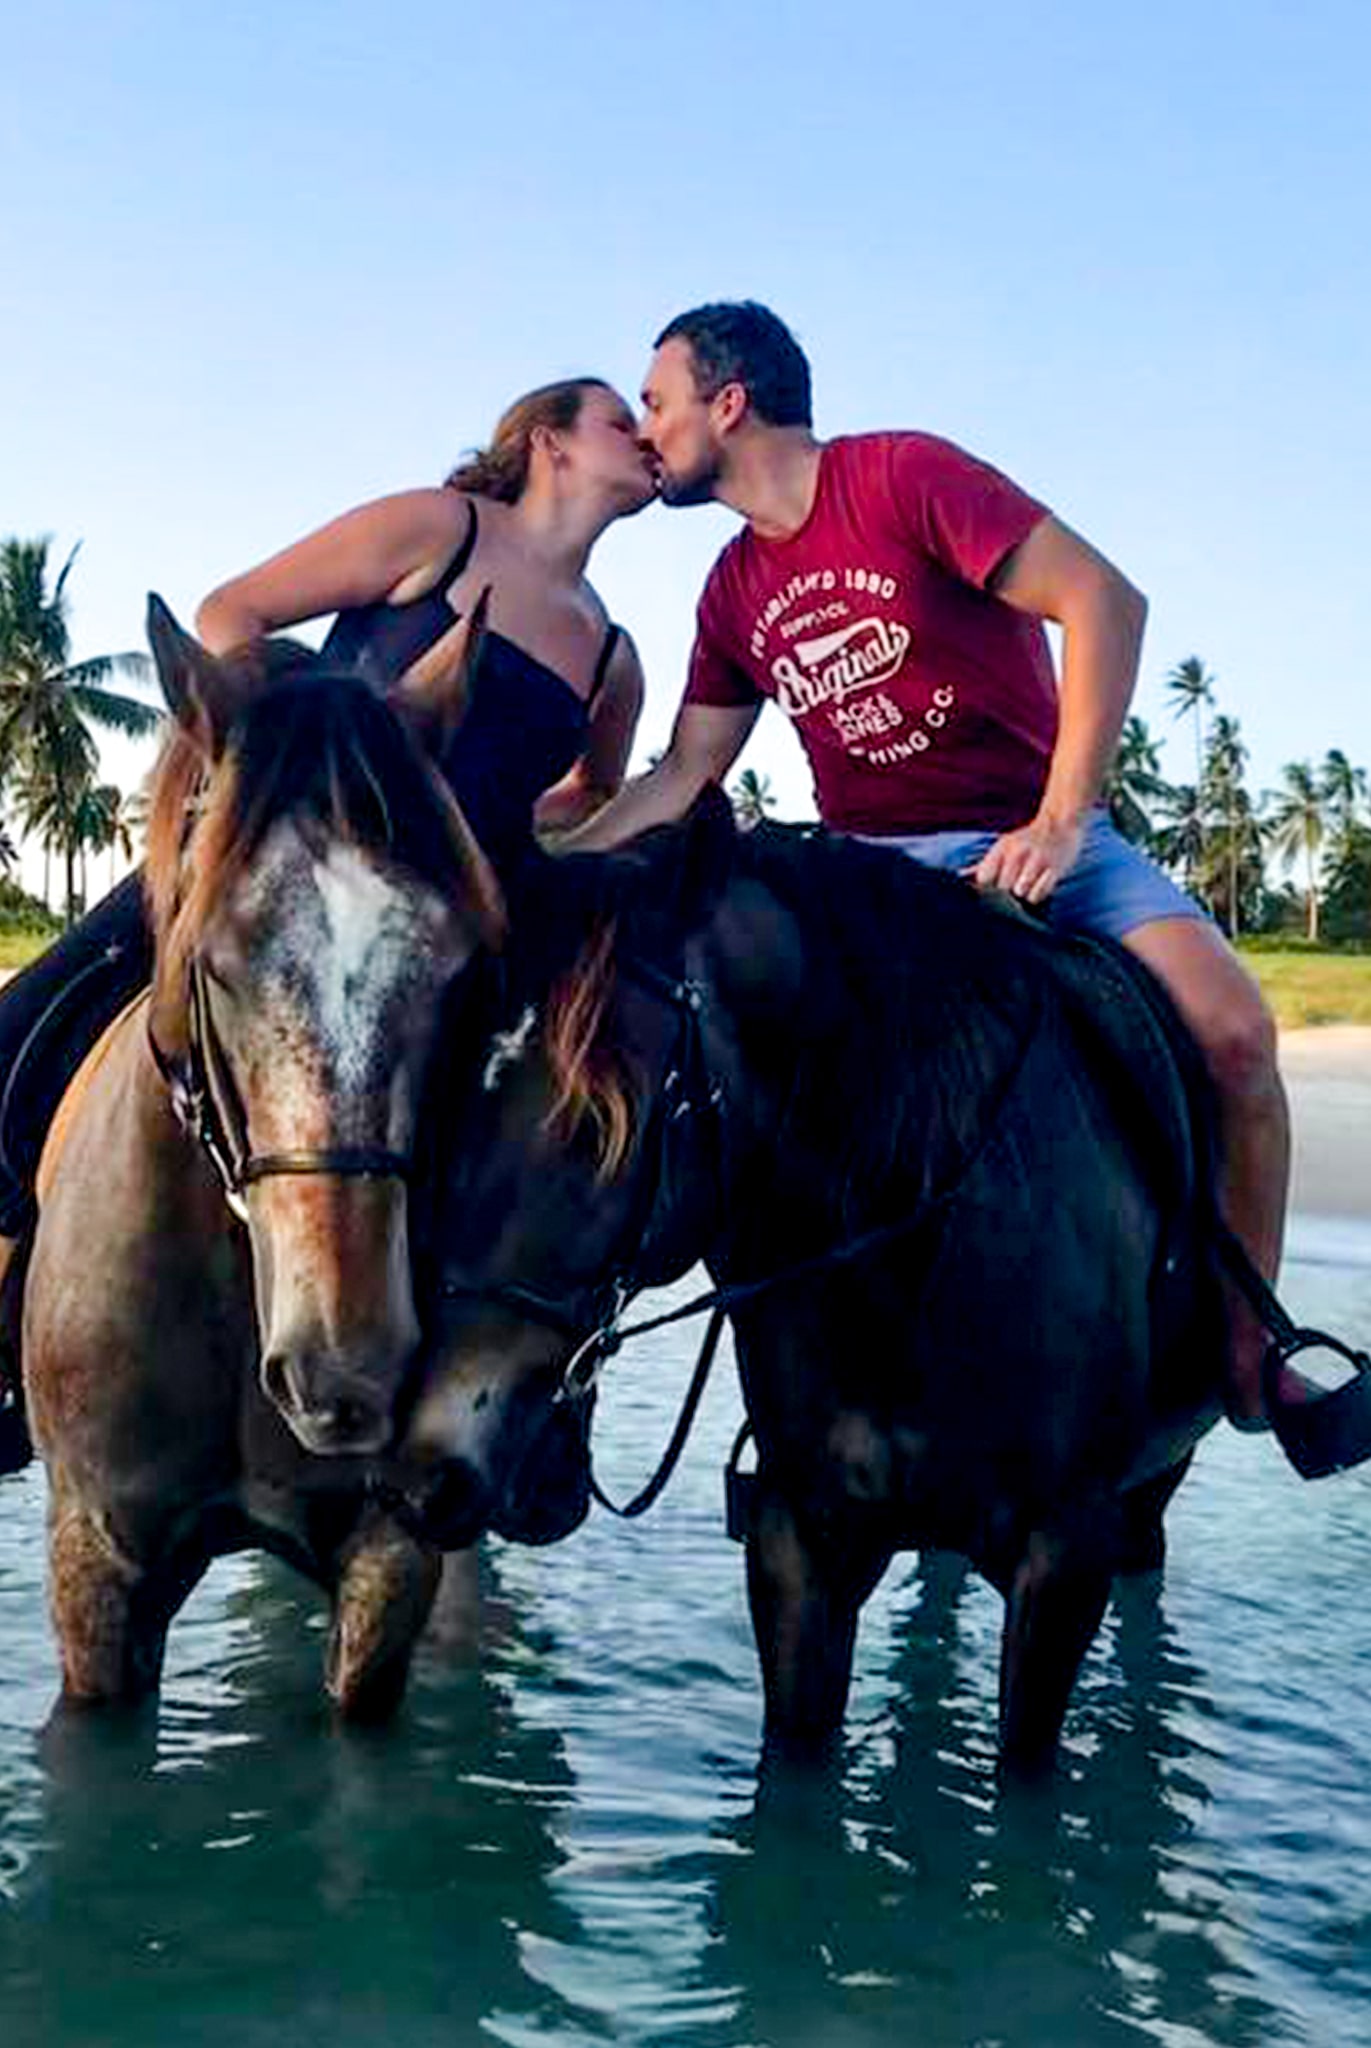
[[1236, 942, 1371, 1029], [0, 536, 161, 926], [1106, 656, 1371, 946]]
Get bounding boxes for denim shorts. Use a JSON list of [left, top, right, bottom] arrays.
[[860, 811, 1208, 944]]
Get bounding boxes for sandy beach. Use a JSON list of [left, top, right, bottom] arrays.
[[1280, 1027, 1371, 1220]]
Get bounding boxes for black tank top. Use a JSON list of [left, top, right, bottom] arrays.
[[322, 501, 620, 877]]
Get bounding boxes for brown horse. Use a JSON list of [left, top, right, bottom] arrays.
[[18, 601, 502, 1716]]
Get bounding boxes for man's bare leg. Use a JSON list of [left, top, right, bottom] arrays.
[[1121, 915, 1289, 1421]]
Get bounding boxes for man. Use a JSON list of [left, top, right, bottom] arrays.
[[573, 299, 1329, 1458]]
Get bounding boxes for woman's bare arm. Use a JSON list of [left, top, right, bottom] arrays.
[[195, 489, 467, 653]]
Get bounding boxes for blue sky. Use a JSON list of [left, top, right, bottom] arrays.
[[4, 0, 1368, 849]]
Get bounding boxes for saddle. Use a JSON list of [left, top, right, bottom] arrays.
[[1034, 922, 1216, 1221]]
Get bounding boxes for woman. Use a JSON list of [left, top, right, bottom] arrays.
[[197, 375, 654, 867], [0, 376, 656, 1250]]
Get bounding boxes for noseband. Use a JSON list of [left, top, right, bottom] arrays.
[[149, 957, 413, 1225]]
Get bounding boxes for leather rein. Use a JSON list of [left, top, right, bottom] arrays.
[[148, 957, 413, 1225]]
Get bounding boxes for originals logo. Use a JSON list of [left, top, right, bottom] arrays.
[[771, 616, 912, 717]]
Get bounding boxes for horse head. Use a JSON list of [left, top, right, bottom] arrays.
[[143, 598, 503, 1457], [401, 794, 747, 1545]]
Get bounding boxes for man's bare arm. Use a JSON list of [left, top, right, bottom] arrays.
[[559, 701, 760, 853], [973, 515, 1147, 901]]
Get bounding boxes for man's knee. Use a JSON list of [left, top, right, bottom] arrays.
[[1189, 985, 1282, 1109], [1122, 919, 1282, 1112]]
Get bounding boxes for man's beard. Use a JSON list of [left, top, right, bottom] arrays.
[[658, 453, 722, 508]]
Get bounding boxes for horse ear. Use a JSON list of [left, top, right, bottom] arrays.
[[145, 594, 238, 756], [674, 782, 740, 917], [607, 781, 739, 951]]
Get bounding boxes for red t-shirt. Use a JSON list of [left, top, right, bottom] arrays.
[[685, 432, 1058, 835]]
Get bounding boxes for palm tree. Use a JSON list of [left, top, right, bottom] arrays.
[[1266, 760, 1329, 942], [1151, 782, 1208, 900], [72, 781, 123, 907], [10, 720, 99, 922], [1165, 656, 1216, 789], [1104, 715, 1169, 848], [1320, 748, 1367, 842], [0, 538, 162, 916], [1319, 749, 1370, 938], [730, 767, 776, 829], [1200, 714, 1256, 936], [94, 782, 142, 892]]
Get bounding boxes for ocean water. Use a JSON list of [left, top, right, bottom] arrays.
[[3, 1218, 1371, 2047]]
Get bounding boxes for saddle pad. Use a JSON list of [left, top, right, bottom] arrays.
[[1037, 931, 1215, 1215]]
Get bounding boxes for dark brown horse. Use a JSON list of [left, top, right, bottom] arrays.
[[405, 796, 1230, 1776], [18, 603, 503, 1715]]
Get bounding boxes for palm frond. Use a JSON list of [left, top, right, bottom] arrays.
[[68, 683, 164, 738]]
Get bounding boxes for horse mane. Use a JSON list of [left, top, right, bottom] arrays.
[[543, 915, 635, 1178], [145, 638, 505, 1030], [529, 815, 1049, 1205], [735, 827, 1047, 1215]]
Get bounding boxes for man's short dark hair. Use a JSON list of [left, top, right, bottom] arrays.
[[654, 301, 813, 429]]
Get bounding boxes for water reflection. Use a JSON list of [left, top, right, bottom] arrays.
[[3, 1551, 598, 2048], [700, 1558, 1289, 2048]]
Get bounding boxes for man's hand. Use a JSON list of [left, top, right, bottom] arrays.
[[968, 813, 1085, 904]]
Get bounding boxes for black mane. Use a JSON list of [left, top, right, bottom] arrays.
[[730, 822, 1054, 1216], [499, 793, 1061, 1222]]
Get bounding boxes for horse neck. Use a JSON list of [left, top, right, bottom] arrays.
[[36, 1000, 232, 1269]]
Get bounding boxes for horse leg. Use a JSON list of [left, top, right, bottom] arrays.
[[47, 1490, 178, 1706], [325, 1511, 441, 1723], [996, 1527, 1113, 1780], [423, 1547, 484, 1655], [746, 1488, 888, 1763], [1116, 1456, 1193, 1576]]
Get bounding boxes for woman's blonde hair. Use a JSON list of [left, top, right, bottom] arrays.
[[445, 378, 612, 503]]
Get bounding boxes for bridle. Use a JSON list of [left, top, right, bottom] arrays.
[[441, 956, 725, 1390], [149, 956, 414, 1226], [439, 956, 1058, 1519]]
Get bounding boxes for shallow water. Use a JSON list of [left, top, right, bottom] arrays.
[[3, 1219, 1371, 2047]]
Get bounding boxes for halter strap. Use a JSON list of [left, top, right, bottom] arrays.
[[149, 960, 413, 1223]]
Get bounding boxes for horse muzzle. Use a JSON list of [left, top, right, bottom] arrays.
[[401, 1357, 594, 1547], [261, 1347, 396, 1457]]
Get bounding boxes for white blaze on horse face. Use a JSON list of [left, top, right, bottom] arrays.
[[224, 826, 470, 1440], [309, 843, 430, 1086], [230, 829, 463, 1151]]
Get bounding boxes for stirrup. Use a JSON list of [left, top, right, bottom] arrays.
[[1263, 1334, 1371, 1480]]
